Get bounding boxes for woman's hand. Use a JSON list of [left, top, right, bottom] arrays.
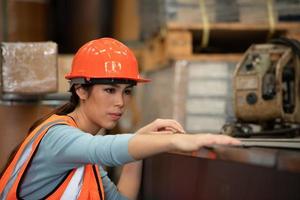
[[136, 119, 185, 135], [171, 133, 241, 152], [129, 132, 241, 160]]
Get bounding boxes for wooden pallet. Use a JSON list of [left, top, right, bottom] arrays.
[[165, 22, 300, 50], [141, 22, 300, 71]]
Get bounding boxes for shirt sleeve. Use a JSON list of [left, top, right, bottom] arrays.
[[40, 124, 136, 169], [99, 165, 129, 200]]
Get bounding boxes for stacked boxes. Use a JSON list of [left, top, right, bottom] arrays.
[[185, 61, 236, 132], [276, 0, 300, 21], [139, 59, 237, 133], [140, 0, 239, 39], [139, 0, 162, 39], [161, 0, 239, 23], [0, 42, 58, 95], [160, 0, 217, 23], [139, 0, 299, 40], [237, 0, 278, 24]]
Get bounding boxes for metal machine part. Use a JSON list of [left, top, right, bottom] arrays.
[[221, 121, 300, 138], [234, 42, 300, 123], [223, 38, 300, 137]]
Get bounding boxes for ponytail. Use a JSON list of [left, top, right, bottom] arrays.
[[28, 83, 94, 133], [28, 85, 79, 133], [27, 102, 76, 133]]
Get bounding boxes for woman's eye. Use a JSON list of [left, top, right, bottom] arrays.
[[124, 89, 132, 96], [104, 88, 116, 94]]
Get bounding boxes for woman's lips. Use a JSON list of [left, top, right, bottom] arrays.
[[108, 113, 122, 121]]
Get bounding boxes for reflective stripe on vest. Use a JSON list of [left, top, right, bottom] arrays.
[[61, 166, 84, 199], [0, 115, 105, 200]]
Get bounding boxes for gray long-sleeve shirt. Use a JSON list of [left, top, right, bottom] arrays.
[[19, 124, 135, 200]]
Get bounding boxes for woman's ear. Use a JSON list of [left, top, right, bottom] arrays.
[[75, 86, 88, 101]]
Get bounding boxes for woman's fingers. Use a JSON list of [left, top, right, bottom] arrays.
[[216, 135, 241, 145], [172, 134, 242, 152], [151, 131, 174, 135], [157, 126, 185, 133], [154, 119, 185, 133], [200, 134, 241, 146], [136, 118, 185, 135]]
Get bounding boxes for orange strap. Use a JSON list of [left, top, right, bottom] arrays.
[[6, 119, 70, 199], [94, 165, 105, 200], [1, 115, 105, 200], [47, 170, 76, 200], [0, 119, 53, 192], [0, 115, 74, 193], [77, 165, 103, 200]]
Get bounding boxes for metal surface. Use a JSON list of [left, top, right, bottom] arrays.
[[0, 93, 70, 106], [240, 138, 300, 149]]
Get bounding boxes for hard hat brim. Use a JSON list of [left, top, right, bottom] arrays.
[[65, 74, 151, 83]]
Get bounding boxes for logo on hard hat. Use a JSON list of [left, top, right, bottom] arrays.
[[104, 61, 122, 73]]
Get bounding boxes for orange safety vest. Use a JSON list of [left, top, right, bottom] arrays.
[[0, 114, 105, 200]]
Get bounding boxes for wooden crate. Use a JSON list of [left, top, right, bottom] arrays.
[[141, 22, 300, 72], [141, 30, 191, 72], [139, 0, 300, 40]]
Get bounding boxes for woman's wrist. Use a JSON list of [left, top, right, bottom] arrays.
[[129, 134, 178, 160]]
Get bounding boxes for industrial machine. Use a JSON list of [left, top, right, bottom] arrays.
[[223, 38, 300, 137]]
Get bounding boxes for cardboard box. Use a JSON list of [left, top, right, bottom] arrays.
[[1, 42, 58, 95]]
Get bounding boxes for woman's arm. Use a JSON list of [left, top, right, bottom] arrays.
[[117, 161, 142, 200], [129, 133, 240, 160], [128, 119, 241, 160]]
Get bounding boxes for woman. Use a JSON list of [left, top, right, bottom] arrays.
[[0, 38, 240, 200]]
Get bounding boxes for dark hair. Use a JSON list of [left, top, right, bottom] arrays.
[[0, 84, 93, 177], [28, 84, 93, 132]]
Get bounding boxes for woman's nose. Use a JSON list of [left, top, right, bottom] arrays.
[[115, 93, 124, 107]]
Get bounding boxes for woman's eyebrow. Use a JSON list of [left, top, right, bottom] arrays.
[[107, 84, 133, 89], [125, 85, 134, 89], [107, 84, 119, 88]]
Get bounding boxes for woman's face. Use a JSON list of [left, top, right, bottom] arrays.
[[82, 84, 134, 130]]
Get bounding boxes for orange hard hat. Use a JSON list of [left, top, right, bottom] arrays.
[[65, 38, 150, 83]]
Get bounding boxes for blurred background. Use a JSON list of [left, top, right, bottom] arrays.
[[1, 0, 300, 189]]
